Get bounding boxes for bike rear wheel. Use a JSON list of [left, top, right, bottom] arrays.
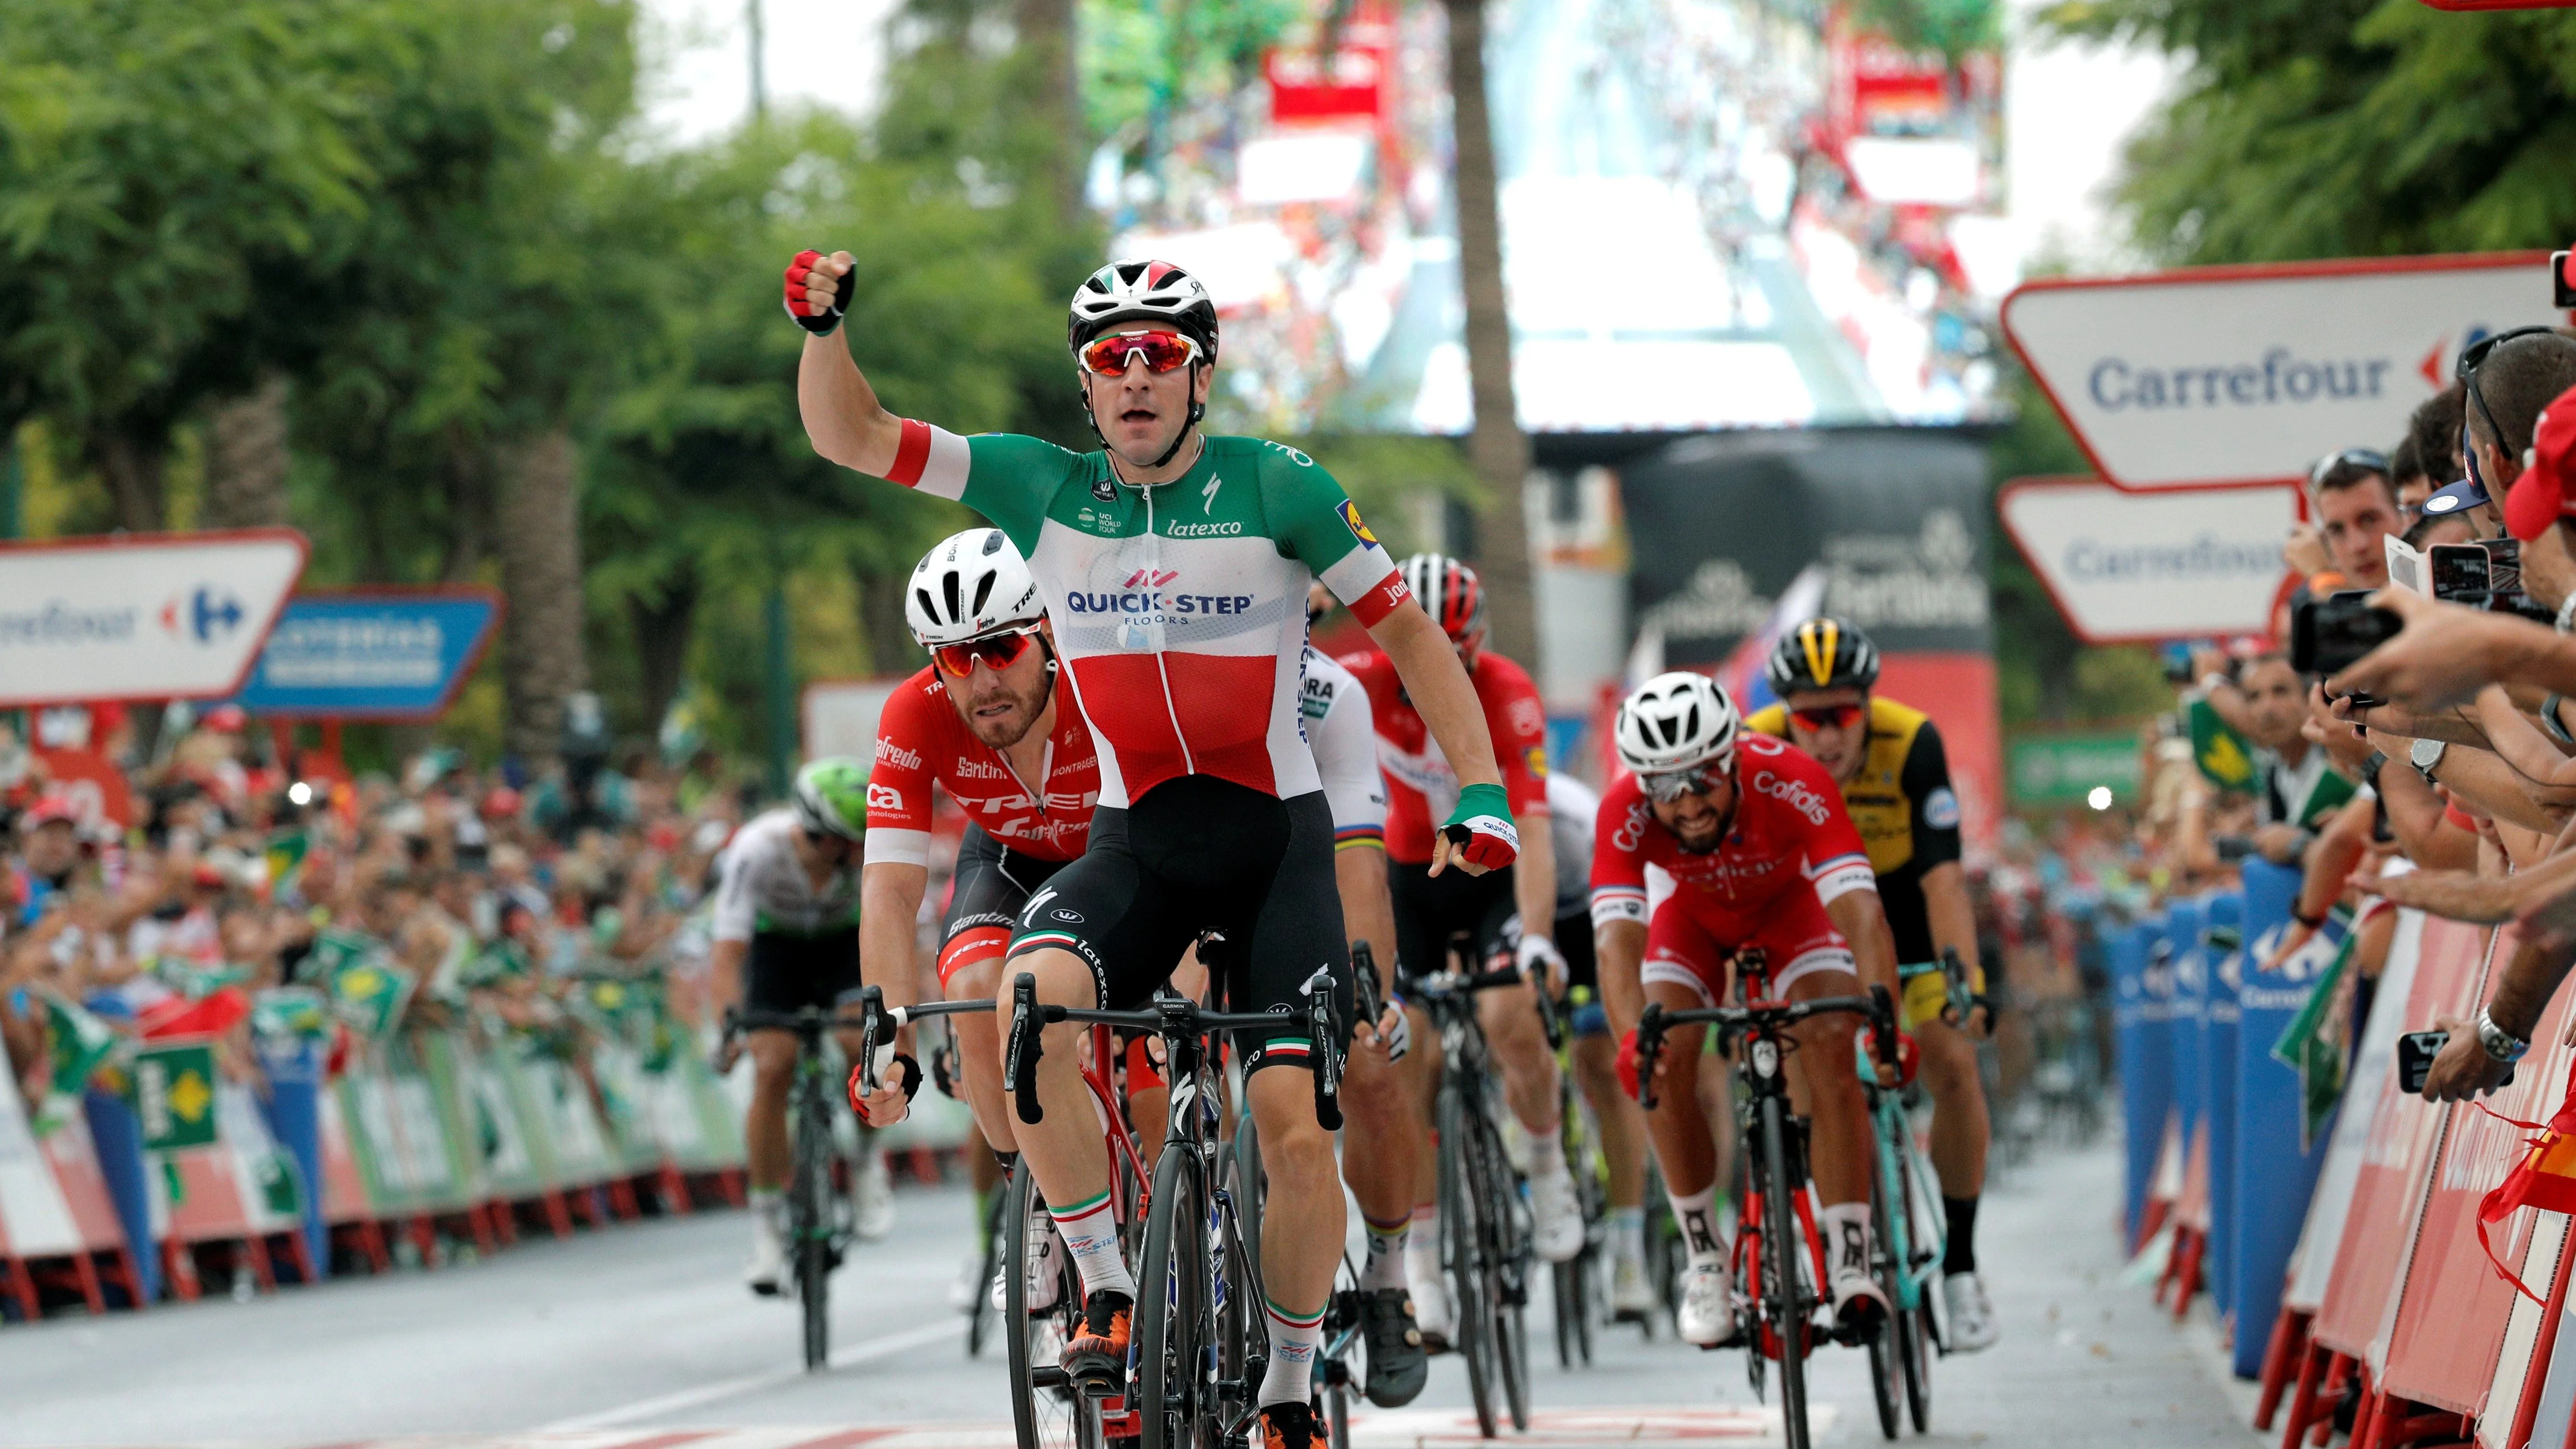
[[1437, 1083, 1498, 1439], [1005, 1161, 1100, 1449], [1759, 1098, 1811, 1449]]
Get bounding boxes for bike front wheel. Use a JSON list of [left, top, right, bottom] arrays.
[[1138, 1146, 1210, 1449], [1005, 1161, 1100, 1449], [1759, 1098, 1811, 1449], [1437, 1083, 1498, 1439], [793, 1086, 836, 1371]]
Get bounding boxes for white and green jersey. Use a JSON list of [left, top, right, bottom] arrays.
[[884, 423, 1410, 809], [710, 810, 859, 942]]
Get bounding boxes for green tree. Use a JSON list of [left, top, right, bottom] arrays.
[[2041, 2, 2576, 262]]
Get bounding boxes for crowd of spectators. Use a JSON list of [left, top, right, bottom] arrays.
[[0, 692, 762, 1136]]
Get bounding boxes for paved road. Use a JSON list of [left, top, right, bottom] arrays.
[[0, 1129, 2263, 1448]]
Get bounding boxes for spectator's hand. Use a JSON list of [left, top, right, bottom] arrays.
[[2284, 526, 2332, 578], [2308, 685, 2377, 772], [2189, 644, 2229, 685], [2263, 919, 2318, 973], [2356, 868, 2517, 923], [2422, 1014, 2515, 1101], [2329, 588, 2540, 712]]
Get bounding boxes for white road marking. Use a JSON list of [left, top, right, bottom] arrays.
[[534, 1320, 963, 1432]]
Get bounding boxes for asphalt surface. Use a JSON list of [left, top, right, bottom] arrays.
[[0, 1126, 2264, 1448]]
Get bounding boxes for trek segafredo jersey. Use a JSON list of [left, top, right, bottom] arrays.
[[881, 425, 1410, 809]]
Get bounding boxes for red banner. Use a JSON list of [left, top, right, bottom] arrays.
[[1264, 46, 1387, 125], [2384, 926, 2576, 1413], [2311, 916, 2497, 1363]]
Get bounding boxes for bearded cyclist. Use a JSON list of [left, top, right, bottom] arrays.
[[851, 528, 1100, 1310], [711, 757, 889, 1294], [1745, 618, 1998, 1350], [793, 252, 1506, 1449], [1592, 673, 1904, 1348], [1337, 553, 1583, 1343]]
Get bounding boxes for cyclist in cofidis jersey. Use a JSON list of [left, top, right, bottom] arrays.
[[1744, 618, 1998, 1351], [791, 252, 1510, 1449], [711, 758, 889, 1294], [847, 529, 1100, 1310], [1591, 674, 1905, 1348], [1337, 554, 1584, 1338]]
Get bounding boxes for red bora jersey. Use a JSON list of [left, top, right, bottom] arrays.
[[1587, 734, 1877, 936], [1337, 648, 1551, 866], [862, 665, 1102, 867]]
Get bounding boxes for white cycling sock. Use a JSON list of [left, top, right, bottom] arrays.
[[1608, 1206, 1645, 1267], [1526, 1125, 1567, 1179], [1404, 1203, 1440, 1277], [749, 1187, 783, 1230], [1258, 1295, 1327, 1407], [1047, 1190, 1135, 1303], [1817, 1201, 1872, 1280], [1666, 1184, 1729, 1270], [1359, 1210, 1410, 1291]]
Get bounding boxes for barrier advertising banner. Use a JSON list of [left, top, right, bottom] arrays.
[[2115, 916, 2175, 1244], [2003, 253, 2560, 489], [1997, 478, 2299, 642], [0, 530, 306, 706], [231, 589, 501, 720]]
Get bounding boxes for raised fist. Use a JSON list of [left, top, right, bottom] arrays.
[[785, 249, 856, 335]]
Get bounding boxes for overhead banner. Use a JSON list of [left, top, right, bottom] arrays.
[[1998, 477, 2299, 642], [2003, 252, 2562, 489], [802, 677, 906, 765], [232, 590, 502, 720], [0, 530, 306, 706]]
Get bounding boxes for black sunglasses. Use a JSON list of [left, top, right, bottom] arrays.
[[2458, 325, 2564, 457], [2307, 447, 2389, 488]]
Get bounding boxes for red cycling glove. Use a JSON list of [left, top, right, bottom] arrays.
[[784, 249, 855, 335], [1616, 1029, 1644, 1101]]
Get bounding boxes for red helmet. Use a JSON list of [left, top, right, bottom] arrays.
[[1400, 553, 1487, 644], [481, 786, 523, 820]]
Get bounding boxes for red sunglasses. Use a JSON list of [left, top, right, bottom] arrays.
[[1789, 703, 1864, 731], [933, 628, 1041, 679], [1078, 329, 1202, 377]]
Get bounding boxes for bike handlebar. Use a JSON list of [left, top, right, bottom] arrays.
[[1005, 971, 1344, 1131], [853, 988, 997, 1094], [1632, 984, 1898, 1111]]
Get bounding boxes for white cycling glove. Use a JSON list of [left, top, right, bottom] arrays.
[[1516, 932, 1567, 994]]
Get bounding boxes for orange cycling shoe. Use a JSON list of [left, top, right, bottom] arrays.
[[1062, 1291, 1132, 1397]]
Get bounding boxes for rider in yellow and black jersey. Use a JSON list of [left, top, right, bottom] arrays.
[[1746, 616, 2000, 1353]]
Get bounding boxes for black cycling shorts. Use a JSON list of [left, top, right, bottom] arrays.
[[744, 926, 863, 1017], [1006, 775, 1350, 1077], [938, 826, 1075, 987], [1389, 859, 1518, 983]]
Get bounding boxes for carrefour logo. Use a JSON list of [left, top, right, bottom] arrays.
[[2087, 348, 2396, 413], [159, 586, 245, 644]]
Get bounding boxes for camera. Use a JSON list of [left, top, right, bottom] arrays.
[[2291, 589, 2403, 676]]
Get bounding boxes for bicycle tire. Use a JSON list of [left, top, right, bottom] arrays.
[[1476, 1109, 1531, 1433], [1759, 1097, 1811, 1449], [1233, 1108, 1264, 1281], [1866, 1097, 1905, 1440], [1138, 1146, 1209, 1449], [1865, 1302, 1902, 1440], [1552, 1259, 1578, 1368], [1436, 1082, 1497, 1439], [1005, 1160, 1099, 1449], [969, 1181, 1005, 1358], [1903, 1304, 1936, 1433], [794, 1083, 835, 1371], [1894, 1132, 1937, 1433]]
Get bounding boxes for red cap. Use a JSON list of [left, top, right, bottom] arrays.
[[200, 704, 248, 733], [480, 786, 522, 820], [2505, 383, 2576, 541], [23, 794, 78, 827]]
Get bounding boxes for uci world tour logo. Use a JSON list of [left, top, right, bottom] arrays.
[[160, 586, 244, 644]]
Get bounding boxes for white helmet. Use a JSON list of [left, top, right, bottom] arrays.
[[905, 529, 1044, 647], [1615, 672, 1740, 776], [1068, 259, 1220, 363]]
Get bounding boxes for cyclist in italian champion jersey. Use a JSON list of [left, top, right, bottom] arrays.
[[1590, 673, 1905, 1348], [712, 758, 892, 1293], [1541, 770, 1656, 1322], [847, 530, 1099, 1305], [793, 251, 1509, 1448], [1338, 553, 1584, 1337], [1745, 617, 1998, 1351]]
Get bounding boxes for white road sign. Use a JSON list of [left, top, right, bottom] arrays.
[[2003, 253, 2565, 489], [0, 530, 307, 706], [802, 676, 905, 765], [1999, 479, 2298, 643]]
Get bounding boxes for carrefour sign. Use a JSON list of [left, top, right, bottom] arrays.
[[232, 589, 502, 720], [2004, 253, 2565, 490], [1998, 478, 2297, 643], [0, 530, 306, 705]]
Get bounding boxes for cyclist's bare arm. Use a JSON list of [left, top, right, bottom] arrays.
[[794, 252, 904, 476], [1921, 861, 1988, 1027], [1595, 919, 1647, 1039], [1369, 604, 1504, 873], [860, 861, 929, 1041], [1335, 846, 1399, 1016], [710, 937, 747, 1012]]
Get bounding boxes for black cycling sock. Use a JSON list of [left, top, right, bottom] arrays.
[[1942, 1195, 1979, 1275]]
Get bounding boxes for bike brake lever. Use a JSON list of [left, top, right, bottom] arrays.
[[856, 985, 886, 1094], [1008, 972, 1045, 1125], [1309, 995, 1343, 1131], [1635, 1003, 1668, 1111]]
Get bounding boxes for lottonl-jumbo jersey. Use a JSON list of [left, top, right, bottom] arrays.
[[1744, 696, 1962, 964], [863, 664, 1102, 867], [1337, 648, 1550, 865], [1588, 734, 1876, 938], [882, 427, 1409, 808]]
